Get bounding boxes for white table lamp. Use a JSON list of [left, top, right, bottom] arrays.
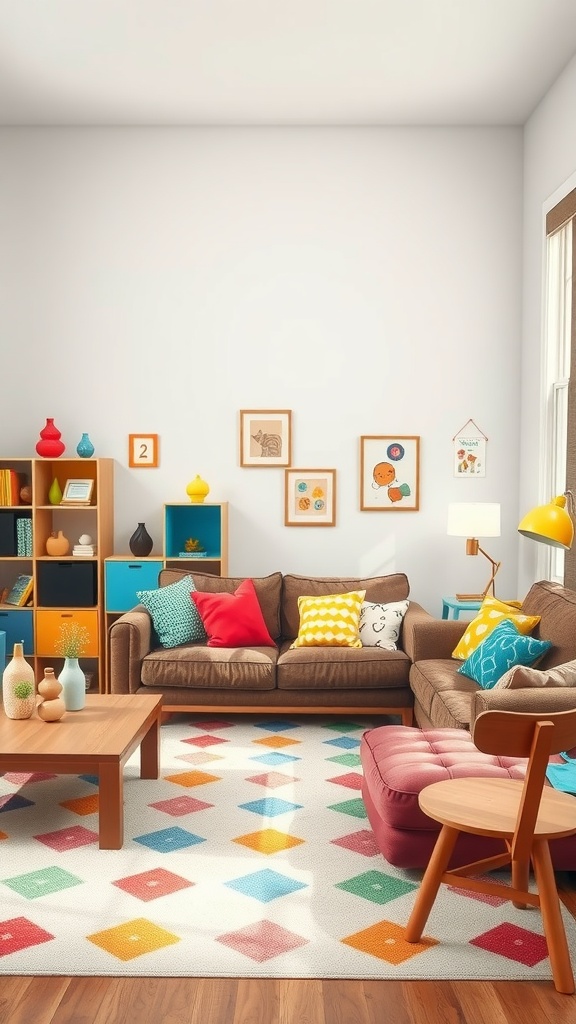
[[447, 502, 501, 600]]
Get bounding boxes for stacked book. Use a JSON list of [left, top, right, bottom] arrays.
[[0, 469, 20, 506], [16, 517, 32, 556], [72, 543, 97, 557]]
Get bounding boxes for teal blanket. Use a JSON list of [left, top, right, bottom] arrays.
[[545, 752, 576, 794]]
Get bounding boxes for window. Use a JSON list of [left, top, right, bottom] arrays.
[[544, 188, 576, 586]]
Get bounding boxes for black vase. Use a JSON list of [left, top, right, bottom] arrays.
[[129, 523, 153, 557]]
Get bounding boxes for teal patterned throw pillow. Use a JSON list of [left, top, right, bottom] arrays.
[[137, 575, 207, 648], [457, 618, 551, 690]]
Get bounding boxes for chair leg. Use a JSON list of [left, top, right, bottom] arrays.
[[532, 840, 575, 995], [511, 858, 530, 909], [405, 825, 459, 943]]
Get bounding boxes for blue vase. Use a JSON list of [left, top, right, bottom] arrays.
[[58, 658, 86, 711], [76, 433, 95, 458]]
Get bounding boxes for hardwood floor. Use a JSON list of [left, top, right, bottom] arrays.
[[3, 876, 576, 1024]]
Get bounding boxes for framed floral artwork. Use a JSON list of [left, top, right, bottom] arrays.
[[285, 468, 336, 526], [240, 410, 292, 467], [360, 436, 420, 511]]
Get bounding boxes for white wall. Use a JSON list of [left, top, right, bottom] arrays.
[[520, 55, 576, 596], [0, 127, 523, 613]]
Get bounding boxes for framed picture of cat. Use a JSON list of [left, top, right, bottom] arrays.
[[239, 410, 292, 467]]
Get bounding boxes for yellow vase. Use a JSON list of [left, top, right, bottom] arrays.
[[186, 475, 210, 503]]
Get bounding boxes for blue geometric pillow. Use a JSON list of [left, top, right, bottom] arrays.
[[457, 618, 552, 690], [136, 574, 207, 648]]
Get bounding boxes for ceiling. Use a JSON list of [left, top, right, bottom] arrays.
[[1, 0, 576, 127]]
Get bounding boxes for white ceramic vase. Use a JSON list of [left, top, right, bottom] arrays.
[[58, 658, 86, 711]]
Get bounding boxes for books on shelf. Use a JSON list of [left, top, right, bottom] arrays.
[[0, 469, 21, 506], [16, 517, 32, 556], [73, 545, 97, 557], [5, 574, 33, 607]]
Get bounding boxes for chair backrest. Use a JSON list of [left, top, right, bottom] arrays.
[[473, 707, 576, 759], [472, 708, 576, 861]]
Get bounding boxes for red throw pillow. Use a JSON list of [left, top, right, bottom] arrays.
[[190, 578, 276, 648]]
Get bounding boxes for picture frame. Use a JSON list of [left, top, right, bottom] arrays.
[[285, 468, 336, 527], [360, 436, 420, 511], [129, 434, 159, 469], [240, 410, 292, 467], [60, 479, 95, 505]]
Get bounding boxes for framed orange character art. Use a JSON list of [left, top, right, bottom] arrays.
[[285, 469, 336, 527], [360, 436, 420, 511]]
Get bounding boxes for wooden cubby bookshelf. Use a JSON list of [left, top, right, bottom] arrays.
[[0, 457, 114, 693]]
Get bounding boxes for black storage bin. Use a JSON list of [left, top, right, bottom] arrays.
[[37, 561, 97, 607], [0, 512, 17, 556]]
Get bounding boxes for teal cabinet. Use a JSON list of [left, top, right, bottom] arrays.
[[0, 608, 34, 656], [105, 559, 164, 612], [163, 503, 228, 575]]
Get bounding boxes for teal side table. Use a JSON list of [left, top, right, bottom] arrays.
[[441, 597, 482, 620]]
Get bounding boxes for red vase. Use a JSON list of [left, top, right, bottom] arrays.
[[35, 418, 66, 458]]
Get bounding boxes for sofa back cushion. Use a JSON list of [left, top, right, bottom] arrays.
[[521, 580, 576, 670], [159, 569, 283, 641], [281, 573, 410, 641]]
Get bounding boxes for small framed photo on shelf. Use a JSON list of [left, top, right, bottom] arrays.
[[61, 479, 94, 505], [285, 468, 336, 527], [129, 434, 159, 469], [360, 435, 420, 511], [240, 410, 292, 467]]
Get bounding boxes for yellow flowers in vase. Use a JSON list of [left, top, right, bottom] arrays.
[[55, 622, 90, 659]]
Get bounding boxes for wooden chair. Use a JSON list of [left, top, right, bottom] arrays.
[[404, 708, 576, 994]]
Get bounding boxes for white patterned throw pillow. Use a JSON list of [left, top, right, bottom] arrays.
[[359, 599, 409, 650]]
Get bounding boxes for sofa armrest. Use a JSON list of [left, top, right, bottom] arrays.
[[471, 686, 576, 730], [404, 617, 467, 662], [109, 605, 153, 695]]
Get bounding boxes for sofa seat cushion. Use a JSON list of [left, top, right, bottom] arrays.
[[280, 573, 410, 641], [409, 659, 479, 729], [140, 643, 278, 690], [276, 640, 410, 691]]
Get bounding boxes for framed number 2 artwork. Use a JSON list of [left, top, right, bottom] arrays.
[[129, 434, 159, 468]]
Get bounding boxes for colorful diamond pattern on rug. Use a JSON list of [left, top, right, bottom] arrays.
[[113, 868, 194, 902], [0, 715, 573, 980], [216, 919, 309, 962], [336, 870, 418, 905], [2, 866, 83, 899], [87, 918, 180, 961], [225, 868, 307, 902]]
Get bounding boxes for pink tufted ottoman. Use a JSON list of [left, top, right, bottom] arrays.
[[360, 725, 576, 870]]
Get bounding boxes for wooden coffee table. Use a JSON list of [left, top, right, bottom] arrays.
[[0, 693, 162, 849]]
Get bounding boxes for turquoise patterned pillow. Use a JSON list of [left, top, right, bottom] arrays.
[[137, 575, 207, 648], [457, 618, 551, 690]]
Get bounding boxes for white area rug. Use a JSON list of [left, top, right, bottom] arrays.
[[0, 714, 574, 979]]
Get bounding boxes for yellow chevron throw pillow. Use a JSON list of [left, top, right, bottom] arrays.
[[451, 595, 540, 661], [290, 591, 366, 648]]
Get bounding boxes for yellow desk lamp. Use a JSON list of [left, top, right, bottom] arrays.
[[518, 492, 575, 550]]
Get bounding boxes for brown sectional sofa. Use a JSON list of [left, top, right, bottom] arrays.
[[108, 568, 432, 720], [408, 580, 576, 730]]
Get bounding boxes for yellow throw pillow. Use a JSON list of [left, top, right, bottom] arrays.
[[290, 591, 365, 648], [451, 596, 540, 661]]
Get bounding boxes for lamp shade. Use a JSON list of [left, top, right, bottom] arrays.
[[518, 495, 574, 550], [447, 502, 501, 538]]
